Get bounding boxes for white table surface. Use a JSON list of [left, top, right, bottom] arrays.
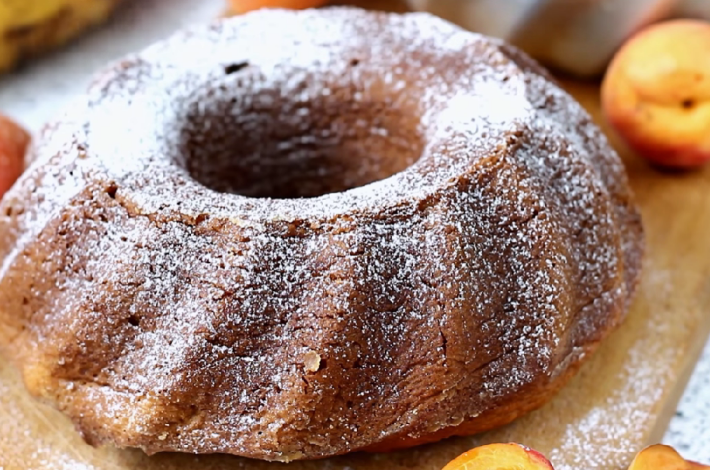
[[0, 0, 708, 466]]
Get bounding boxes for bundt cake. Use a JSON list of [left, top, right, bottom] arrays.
[[0, 7, 643, 462]]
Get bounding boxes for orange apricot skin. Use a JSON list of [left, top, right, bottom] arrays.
[[228, 0, 328, 14], [0, 114, 29, 200], [601, 19, 710, 169]]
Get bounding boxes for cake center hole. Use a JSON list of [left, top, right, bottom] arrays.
[[179, 84, 424, 199]]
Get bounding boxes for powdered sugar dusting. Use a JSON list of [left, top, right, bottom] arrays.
[[0, 7, 642, 462]]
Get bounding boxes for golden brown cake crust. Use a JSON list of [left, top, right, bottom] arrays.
[[0, 0, 123, 73], [0, 8, 643, 462]]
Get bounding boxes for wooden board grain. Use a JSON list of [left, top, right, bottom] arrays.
[[2, 2, 710, 469]]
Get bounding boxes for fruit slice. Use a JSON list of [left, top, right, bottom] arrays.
[[442, 443, 554, 470], [628, 444, 710, 470]]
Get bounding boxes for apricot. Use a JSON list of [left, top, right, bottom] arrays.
[[228, 0, 328, 15], [628, 445, 709, 470], [442, 443, 554, 470], [601, 19, 710, 169], [0, 114, 29, 200]]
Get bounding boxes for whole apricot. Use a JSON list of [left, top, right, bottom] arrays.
[[0, 114, 29, 200], [602, 19, 710, 169], [442, 443, 554, 470], [228, 0, 328, 14]]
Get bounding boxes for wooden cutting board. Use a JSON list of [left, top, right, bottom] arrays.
[[2, 2, 710, 469]]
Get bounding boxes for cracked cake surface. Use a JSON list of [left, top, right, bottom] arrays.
[[0, 7, 643, 462]]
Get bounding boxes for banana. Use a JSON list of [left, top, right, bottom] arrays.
[[0, 0, 122, 72]]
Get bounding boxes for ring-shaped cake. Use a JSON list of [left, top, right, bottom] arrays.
[[0, 8, 643, 462]]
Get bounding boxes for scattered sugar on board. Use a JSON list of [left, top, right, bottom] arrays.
[[549, 315, 675, 469], [0, 367, 99, 470]]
